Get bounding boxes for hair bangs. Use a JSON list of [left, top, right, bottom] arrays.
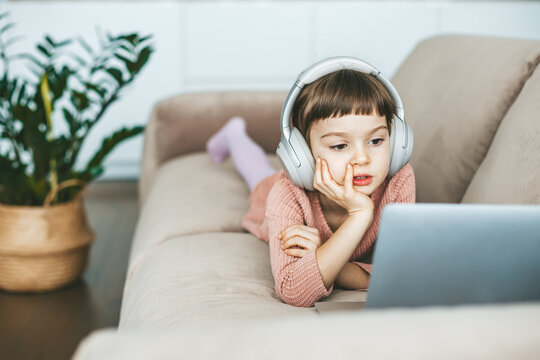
[[291, 69, 396, 146]]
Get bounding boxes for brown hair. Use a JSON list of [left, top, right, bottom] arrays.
[[291, 69, 396, 146]]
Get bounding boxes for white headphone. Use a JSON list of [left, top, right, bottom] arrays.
[[276, 56, 413, 191]]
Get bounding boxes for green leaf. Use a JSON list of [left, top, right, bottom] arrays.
[[55, 38, 72, 48], [45, 34, 56, 47], [139, 34, 153, 43], [90, 64, 105, 74], [16, 81, 26, 104], [71, 90, 89, 111], [106, 67, 124, 84], [11, 53, 45, 69], [62, 107, 81, 136], [116, 33, 138, 44], [11, 103, 33, 123], [76, 36, 94, 56], [82, 125, 144, 181], [86, 165, 104, 180], [84, 82, 107, 98], [0, 22, 15, 36], [68, 52, 87, 67], [135, 46, 153, 73], [49, 135, 71, 159], [5, 35, 24, 48], [119, 43, 133, 53], [37, 43, 52, 58], [114, 53, 137, 73]]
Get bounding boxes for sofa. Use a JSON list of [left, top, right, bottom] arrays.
[[72, 34, 540, 359]]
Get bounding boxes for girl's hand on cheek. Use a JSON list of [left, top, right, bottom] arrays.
[[279, 225, 321, 258], [313, 157, 374, 218]]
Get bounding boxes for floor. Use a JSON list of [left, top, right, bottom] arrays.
[[0, 180, 139, 360]]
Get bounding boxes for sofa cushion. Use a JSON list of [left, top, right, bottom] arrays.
[[121, 232, 317, 330], [461, 65, 540, 204], [121, 232, 368, 330], [77, 303, 540, 360], [129, 152, 282, 267], [391, 34, 540, 203]]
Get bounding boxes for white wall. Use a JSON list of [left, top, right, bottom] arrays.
[[2, 1, 540, 180]]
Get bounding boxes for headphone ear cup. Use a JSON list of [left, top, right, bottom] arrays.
[[277, 139, 303, 189], [290, 127, 316, 190], [388, 115, 413, 177], [276, 127, 315, 190]]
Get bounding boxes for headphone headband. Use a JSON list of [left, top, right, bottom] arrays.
[[280, 56, 404, 141]]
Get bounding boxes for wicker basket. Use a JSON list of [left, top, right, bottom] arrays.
[[0, 190, 94, 293]]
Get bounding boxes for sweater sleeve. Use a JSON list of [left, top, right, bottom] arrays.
[[265, 178, 334, 308]]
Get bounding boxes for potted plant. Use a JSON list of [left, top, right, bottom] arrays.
[[0, 11, 153, 292]]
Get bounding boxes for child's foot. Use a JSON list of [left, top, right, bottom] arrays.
[[206, 116, 247, 163]]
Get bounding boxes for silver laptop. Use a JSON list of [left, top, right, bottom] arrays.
[[315, 203, 540, 313]]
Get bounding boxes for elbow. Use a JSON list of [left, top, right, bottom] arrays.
[[275, 282, 318, 308]]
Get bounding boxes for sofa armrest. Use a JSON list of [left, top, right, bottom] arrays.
[[139, 91, 287, 205], [73, 303, 540, 360]]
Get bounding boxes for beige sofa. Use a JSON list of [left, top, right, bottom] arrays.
[[72, 34, 540, 359]]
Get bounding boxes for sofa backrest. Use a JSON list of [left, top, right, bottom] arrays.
[[461, 65, 540, 204], [140, 91, 286, 204], [391, 34, 540, 203]]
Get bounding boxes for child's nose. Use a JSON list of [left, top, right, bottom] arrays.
[[351, 147, 370, 165]]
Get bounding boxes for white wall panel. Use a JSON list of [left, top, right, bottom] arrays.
[[183, 2, 313, 91], [314, 1, 442, 78], [441, 1, 540, 40]]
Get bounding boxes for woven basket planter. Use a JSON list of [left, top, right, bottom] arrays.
[[0, 191, 94, 293]]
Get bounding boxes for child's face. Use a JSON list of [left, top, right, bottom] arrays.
[[308, 112, 391, 196]]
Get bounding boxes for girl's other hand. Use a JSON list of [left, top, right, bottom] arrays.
[[314, 157, 374, 218], [279, 225, 321, 258]]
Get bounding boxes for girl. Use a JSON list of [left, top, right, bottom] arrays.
[[206, 68, 415, 308]]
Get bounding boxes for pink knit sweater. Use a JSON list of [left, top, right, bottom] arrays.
[[241, 164, 415, 307]]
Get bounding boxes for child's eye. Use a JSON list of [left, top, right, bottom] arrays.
[[330, 144, 347, 151], [369, 138, 384, 145]]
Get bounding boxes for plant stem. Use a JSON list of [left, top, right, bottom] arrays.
[[40, 73, 58, 205]]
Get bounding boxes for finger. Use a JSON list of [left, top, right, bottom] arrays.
[[314, 159, 336, 201], [280, 225, 319, 239], [280, 229, 321, 249], [313, 157, 324, 191], [344, 162, 354, 195], [282, 236, 317, 251], [281, 227, 320, 245], [321, 159, 332, 184], [316, 159, 334, 192], [284, 248, 308, 258], [321, 159, 343, 194], [279, 224, 301, 240], [281, 233, 317, 249]]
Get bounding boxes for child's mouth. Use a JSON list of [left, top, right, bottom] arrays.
[[353, 176, 373, 186]]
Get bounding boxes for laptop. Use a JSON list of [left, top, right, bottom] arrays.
[[315, 203, 540, 314]]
